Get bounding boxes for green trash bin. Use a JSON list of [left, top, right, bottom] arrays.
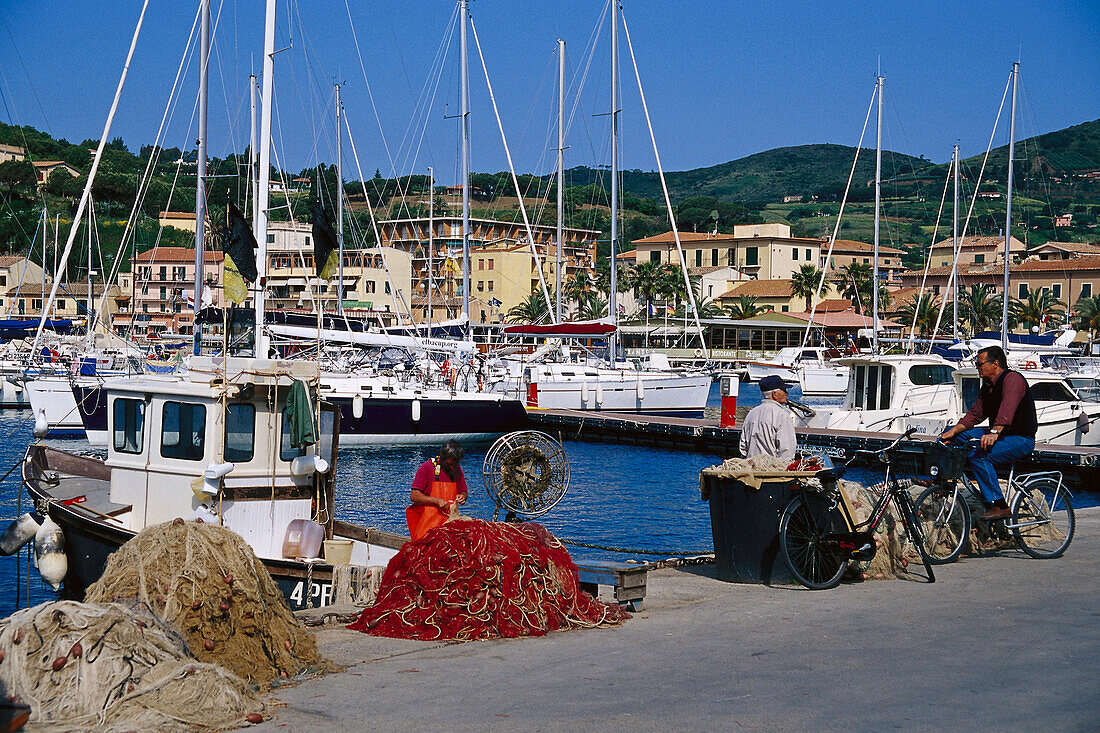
[[701, 467, 804, 584]]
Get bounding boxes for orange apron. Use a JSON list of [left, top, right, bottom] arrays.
[[405, 460, 458, 541]]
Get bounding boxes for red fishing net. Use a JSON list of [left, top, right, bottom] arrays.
[[347, 518, 629, 641]]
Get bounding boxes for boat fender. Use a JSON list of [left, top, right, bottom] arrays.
[[595, 382, 604, 405], [1022, 360, 1037, 370], [34, 517, 66, 591], [411, 398, 422, 422], [694, 348, 703, 358], [290, 454, 330, 476], [1077, 411, 1090, 434], [33, 409, 48, 439], [352, 393, 364, 419], [0, 513, 41, 556], [636, 377, 645, 400], [581, 382, 590, 403], [202, 461, 235, 495]]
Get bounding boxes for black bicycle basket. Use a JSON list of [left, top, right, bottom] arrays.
[[887, 441, 967, 481]]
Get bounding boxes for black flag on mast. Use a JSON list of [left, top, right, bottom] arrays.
[[312, 199, 339, 281], [221, 200, 258, 304]]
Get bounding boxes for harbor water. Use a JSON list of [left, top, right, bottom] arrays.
[[1, 380, 1094, 617]]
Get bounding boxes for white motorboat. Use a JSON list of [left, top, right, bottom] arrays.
[[746, 346, 842, 383], [792, 353, 958, 434]]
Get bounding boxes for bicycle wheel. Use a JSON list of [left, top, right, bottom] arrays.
[[1009, 477, 1075, 559], [779, 493, 848, 590], [914, 484, 971, 564]]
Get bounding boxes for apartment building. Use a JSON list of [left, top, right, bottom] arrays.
[[122, 247, 226, 337], [378, 216, 598, 324], [632, 223, 822, 281], [927, 235, 1025, 268], [822, 239, 907, 282]]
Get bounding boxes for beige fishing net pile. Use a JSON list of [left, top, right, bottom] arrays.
[[85, 518, 327, 686], [838, 480, 924, 580], [0, 601, 264, 732]]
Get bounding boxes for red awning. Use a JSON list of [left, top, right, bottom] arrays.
[[502, 320, 617, 338]]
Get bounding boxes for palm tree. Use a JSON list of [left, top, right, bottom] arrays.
[[506, 292, 550, 323], [837, 262, 872, 313], [1073, 295, 1100, 348], [958, 284, 1003, 336], [897, 292, 942, 336], [594, 260, 630, 299], [726, 295, 766, 320], [628, 260, 666, 319], [577, 296, 608, 321], [790, 263, 823, 312], [1011, 290, 1065, 332], [564, 271, 596, 314]]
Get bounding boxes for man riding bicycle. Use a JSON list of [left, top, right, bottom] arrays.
[[938, 345, 1037, 522]]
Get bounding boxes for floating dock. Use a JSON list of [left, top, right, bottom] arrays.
[[527, 408, 1100, 484]]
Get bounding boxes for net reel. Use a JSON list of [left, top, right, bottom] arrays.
[[482, 431, 569, 522]]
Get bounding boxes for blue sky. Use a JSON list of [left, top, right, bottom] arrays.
[[1, 1, 1098, 183]]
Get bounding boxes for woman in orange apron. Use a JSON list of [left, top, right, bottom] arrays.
[[406, 440, 468, 541]]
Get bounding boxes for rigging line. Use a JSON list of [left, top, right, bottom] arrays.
[[906, 159, 952, 353], [29, 0, 152, 360], [566, 5, 608, 170], [394, 6, 456, 178], [1016, 77, 1058, 223], [91, 2, 203, 336], [343, 110, 415, 329], [927, 70, 1012, 351], [799, 84, 877, 351], [469, 15, 554, 318], [0, 15, 52, 135], [621, 10, 706, 351], [267, 143, 317, 312]]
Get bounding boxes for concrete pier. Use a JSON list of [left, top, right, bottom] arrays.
[[253, 508, 1100, 731]]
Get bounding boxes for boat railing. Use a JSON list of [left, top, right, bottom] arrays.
[[1050, 355, 1100, 372]]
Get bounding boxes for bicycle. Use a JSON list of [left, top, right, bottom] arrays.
[[913, 440, 1075, 563], [778, 428, 943, 590]]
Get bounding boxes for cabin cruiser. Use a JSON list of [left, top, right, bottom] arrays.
[[941, 366, 1100, 447], [791, 353, 958, 434], [22, 355, 405, 609], [745, 346, 843, 384]]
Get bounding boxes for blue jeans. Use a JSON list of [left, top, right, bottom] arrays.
[[955, 428, 1035, 504]]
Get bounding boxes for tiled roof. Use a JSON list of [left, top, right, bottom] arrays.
[[930, 235, 1024, 250], [827, 239, 905, 255], [789, 311, 903, 329], [721, 279, 793, 299], [135, 246, 223, 263], [1031, 241, 1100, 254], [632, 231, 732, 244], [814, 298, 853, 312], [898, 255, 1100, 279]]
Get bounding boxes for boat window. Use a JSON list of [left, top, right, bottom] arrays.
[[879, 366, 892, 408], [961, 377, 982, 410], [866, 365, 880, 409], [224, 403, 255, 463], [854, 365, 865, 408], [113, 398, 144, 454], [1030, 381, 1075, 402], [909, 365, 955, 385], [280, 405, 336, 462], [161, 402, 206, 461]]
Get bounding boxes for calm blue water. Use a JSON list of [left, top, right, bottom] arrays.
[[1, 380, 1092, 617]]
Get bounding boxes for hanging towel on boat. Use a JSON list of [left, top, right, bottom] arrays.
[[285, 379, 316, 448]]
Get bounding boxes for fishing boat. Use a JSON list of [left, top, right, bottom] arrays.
[[22, 356, 404, 610]]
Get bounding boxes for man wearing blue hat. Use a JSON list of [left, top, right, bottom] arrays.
[[739, 375, 797, 460]]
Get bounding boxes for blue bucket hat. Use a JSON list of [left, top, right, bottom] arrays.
[[759, 375, 791, 393]]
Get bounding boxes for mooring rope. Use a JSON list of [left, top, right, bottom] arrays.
[[559, 538, 714, 557]]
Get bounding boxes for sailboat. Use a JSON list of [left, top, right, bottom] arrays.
[[491, 2, 710, 416], [21, 0, 412, 610]]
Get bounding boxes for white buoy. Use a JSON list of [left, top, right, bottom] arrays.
[[636, 377, 645, 401], [33, 408, 48, 438], [0, 513, 40, 555], [411, 398, 422, 422], [34, 517, 67, 591], [352, 393, 364, 419]]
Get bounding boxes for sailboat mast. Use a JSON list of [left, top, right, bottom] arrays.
[[428, 166, 434, 333], [556, 39, 565, 323], [459, 0, 471, 329], [872, 74, 883, 354], [609, 0, 619, 364], [952, 144, 959, 340], [1001, 62, 1018, 352], [87, 203, 94, 331], [193, 0, 209, 355], [336, 83, 344, 316], [249, 74, 259, 221], [254, 0, 277, 358]]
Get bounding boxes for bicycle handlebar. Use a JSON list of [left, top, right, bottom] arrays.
[[845, 427, 919, 463]]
